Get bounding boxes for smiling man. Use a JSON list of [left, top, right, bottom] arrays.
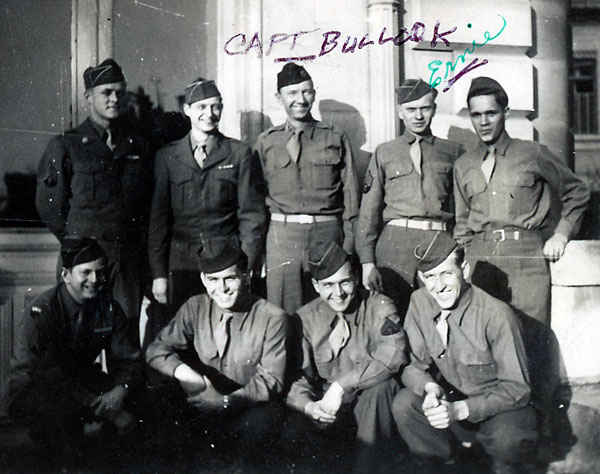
[[148, 78, 266, 316], [392, 232, 537, 474], [255, 62, 359, 314], [146, 239, 288, 469], [4, 238, 142, 461], [357, 79, 464, 314], [286, 240, 407, 473], [36, 58, 153, 333]]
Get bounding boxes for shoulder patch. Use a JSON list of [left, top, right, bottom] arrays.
[[362, 170, 374, 193], [381, 315, 403, 335]]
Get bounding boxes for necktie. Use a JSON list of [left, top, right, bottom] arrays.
[[409, 136, 423, 175], [481, 146, 496, 183], [194, 145, 207, 168], [215, 311, 233, 358], [436, 310, 451, 347], [286, 129, 303, 163], [328, 313, 350, 358], [106, 128, 116, 151]]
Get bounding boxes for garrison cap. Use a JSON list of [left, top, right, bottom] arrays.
[[414, 232, 458, 273], [307, 240, 349, 281], [397, 79, 438, 104], [61, 237, 106, 269], [83, 58, 126, 89], [196, 238, 248, 274], [467, 76, 508, 108], [184, 78, 221, 105], [277, 62, 312, 91]]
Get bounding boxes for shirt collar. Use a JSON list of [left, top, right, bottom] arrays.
[[211, 293, 256, 330], [285, 116, 320, 139], [476, 131, 511, 159], [401, 130, 434, 145], [190, 131, 221, 154]]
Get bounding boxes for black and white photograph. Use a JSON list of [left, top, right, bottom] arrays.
[[0, 1, 598, 473]]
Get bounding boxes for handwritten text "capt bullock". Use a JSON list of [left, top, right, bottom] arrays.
[[223, 22, 457, 62]]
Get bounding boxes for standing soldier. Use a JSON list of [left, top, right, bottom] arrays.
[[148, 78, 266, 315], [255, 63, 360, 314], [357, 79, 464, 313], [453, 76, 590, 429], [36, 58, 153, 333]]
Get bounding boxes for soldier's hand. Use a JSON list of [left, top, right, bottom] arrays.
[[186, 379, 224, 414], [422, 382, 444, 411], [319, 382, 344, 416], [304, 401, 336, 424], [543, 233, 568, 261], [174, 364, 207, 395], [362, 263, 383, 293], [152, 277, 168, 304], [91, 385, 127, 417]]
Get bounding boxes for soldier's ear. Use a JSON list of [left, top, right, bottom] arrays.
[[183, 103, 192, 118], [461, 261, 471, 281], [61, 267, 71, 283], [311, 278, 319, 294], [504, 107, 510, 119]]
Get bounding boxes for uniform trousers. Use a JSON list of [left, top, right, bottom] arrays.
[[375, 225, 448, 316], [283, 378, 402, 473], [468, 233, 555, 416], [266, 219, 342, 314], [392, 388, 538, 464]]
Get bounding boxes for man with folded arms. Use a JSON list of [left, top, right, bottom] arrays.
[[357, 79, 464, 313], [392, 232, 537, 474], [146, 239, 288, 466], [4, 238, 142, 460], [255, 62, 359, 314], [286, 240, 407, 473]]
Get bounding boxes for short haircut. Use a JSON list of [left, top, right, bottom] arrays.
[[467, 88, 508, 109]]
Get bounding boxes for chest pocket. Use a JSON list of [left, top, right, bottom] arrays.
[[233, 343, 262, 383], [431, 162, 453, 191], [169, 168, 194, 211], [310, 147, 341, 190], [214, 164, 238, 205], [385, 160, 416, 196], [457, 350, 497, 387], [71, 159, 120, 208], [463, 170, 487, 200], [263, 144, 293, 195], [507, 171, 537, 217]]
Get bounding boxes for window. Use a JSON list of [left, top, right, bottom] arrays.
[[570, 55, 598, 134]]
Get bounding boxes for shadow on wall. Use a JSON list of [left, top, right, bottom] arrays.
[[240, 111, 273, 148], [319, 100, 371, 186]]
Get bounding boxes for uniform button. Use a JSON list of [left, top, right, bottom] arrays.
[[492, 191, 497, 196]]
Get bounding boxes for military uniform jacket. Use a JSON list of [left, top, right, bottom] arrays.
[[146, 294, 288, 403], [35, 118, 153, 248], [454, 132, 590, 244], [357, 132, 464, 263], [254, 120, 359, 253], [402, 285, 531, 423], [148, 132, 267, 276], [287, 289, 408, 411], [3, 283, 143, 410]]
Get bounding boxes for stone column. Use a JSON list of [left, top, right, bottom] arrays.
[[530, 0, 571, 167], [216, 0, 263, 142], [71, 0, 114, 124], [366, 0, 401, 150]]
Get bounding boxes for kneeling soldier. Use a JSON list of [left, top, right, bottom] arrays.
[[146, 239, 288, 468], [392, 232, 538, 474], [4, 238, 142, 458], [286, 240, 407, 473]]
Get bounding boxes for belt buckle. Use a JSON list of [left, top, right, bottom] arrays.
[[492, 229, 506, 242]]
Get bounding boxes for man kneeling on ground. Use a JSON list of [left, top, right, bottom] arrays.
[[392, 232, 538, 474], [286, 240, 408, 473], [4, 237, 142, 458], [146, 239, 288, 469]]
